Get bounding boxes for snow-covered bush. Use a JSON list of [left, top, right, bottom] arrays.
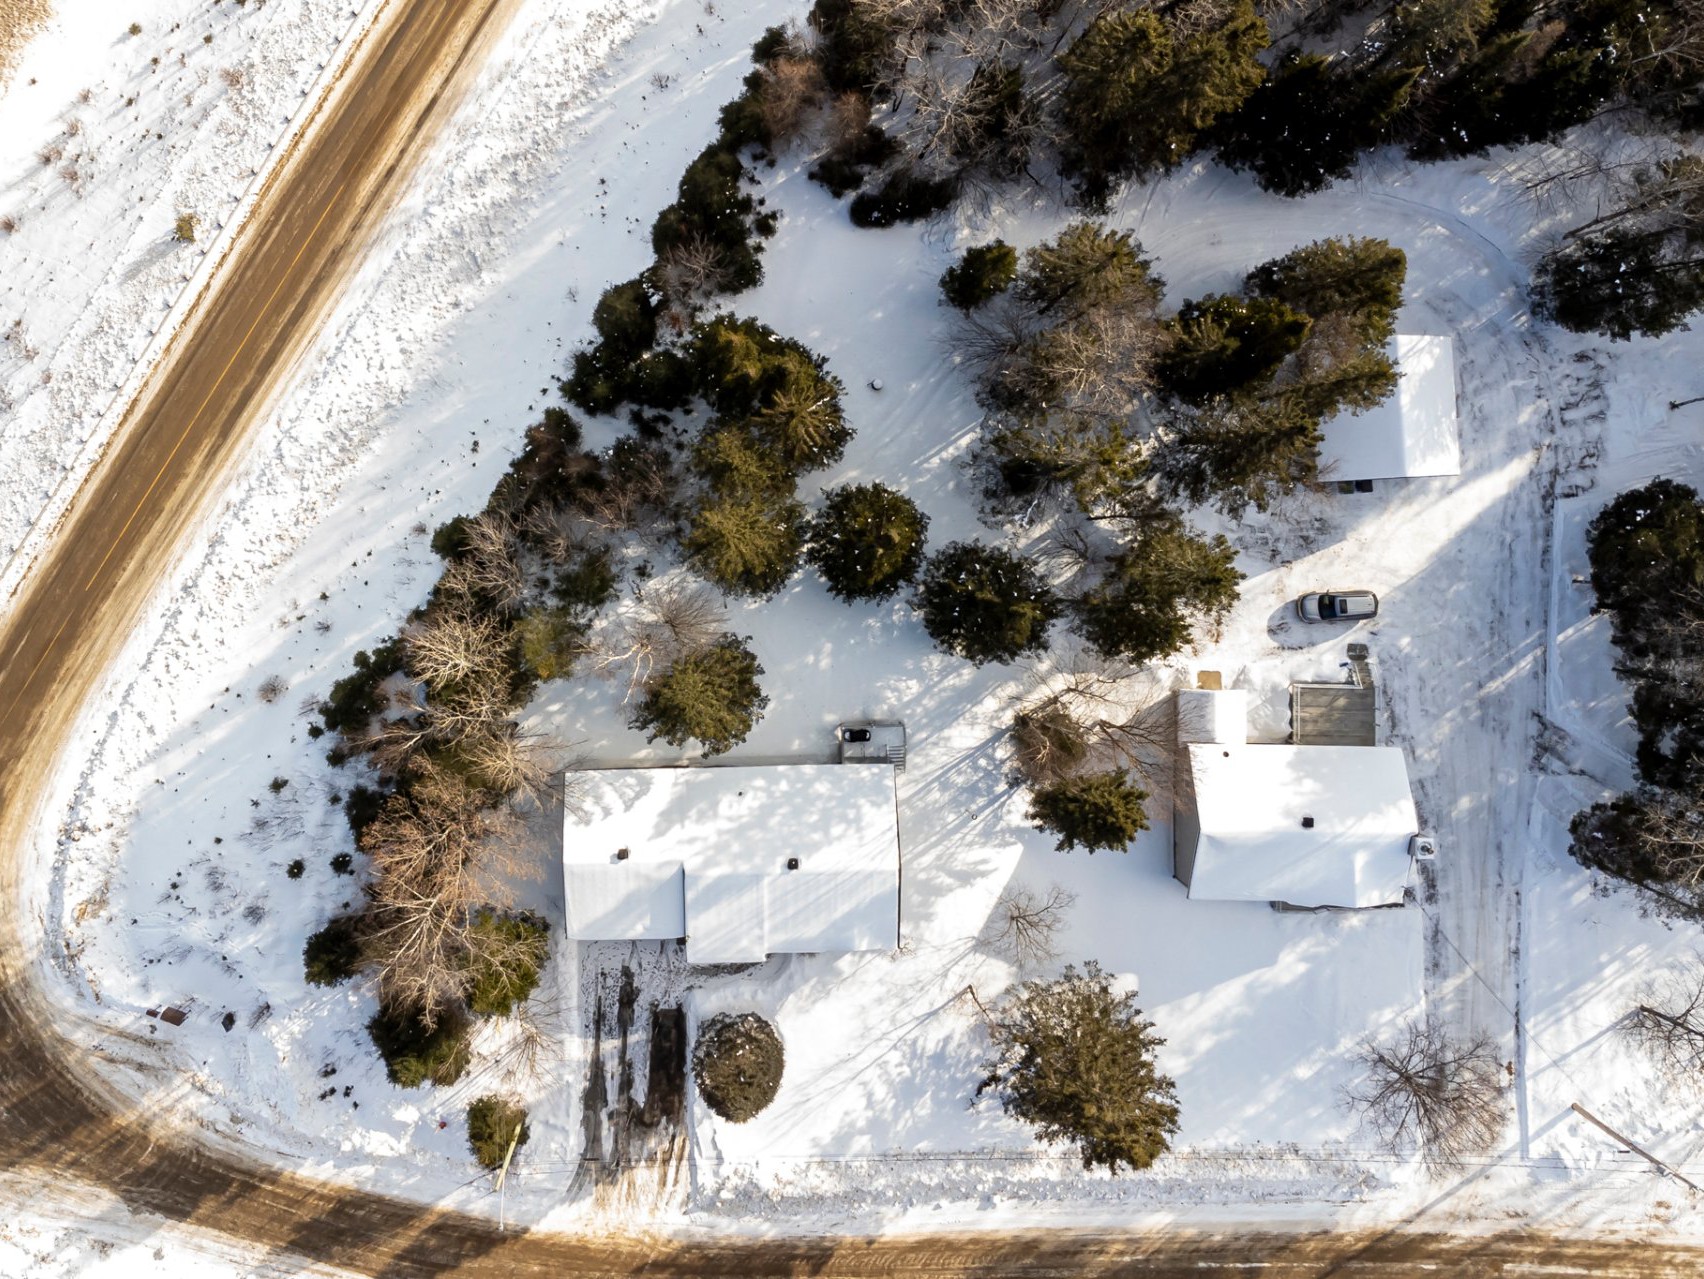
[[693, 1012, 784, 1123]]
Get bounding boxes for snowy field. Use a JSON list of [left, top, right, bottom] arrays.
[[5, 0, 1704, 1259]]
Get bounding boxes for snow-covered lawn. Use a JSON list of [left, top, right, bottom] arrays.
[[8, 0, 1704, 1252]]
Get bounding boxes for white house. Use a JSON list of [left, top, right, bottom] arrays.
[[1319, 334, 1460, 483], [561, 764, 901, 965], [1173, 688, 1420, 909]]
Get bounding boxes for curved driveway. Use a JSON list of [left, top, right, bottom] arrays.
[[0, 2, 1701, 1274]]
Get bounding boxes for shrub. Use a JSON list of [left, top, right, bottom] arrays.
[[807, 482, 929, 603], [330, 852, 354, 875], [651, 145, 770, 296], [366, 1003, 473, 1088], [915, 542, 1061, 666], [343, 783, 387, 839], [320, 636, 404, 735], [1027, 771, 1149, 853], [693, 1012, 784, 1122], [849, 167, 956, 228], [630, 633, 769, 756], [466, 1095, 531, 1170], [303, 915, 362, 987], [430, 515, 475, 560], [173, 212, 199, 243], [516, 604, 589, 682], [940, 241, 1018, 311], [464, 911, 549, 1018], [285, 859, 305, 880]]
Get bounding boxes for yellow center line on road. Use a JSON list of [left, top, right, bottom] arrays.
[[83, 179, 352, 594], [2, 617, 71, 726]]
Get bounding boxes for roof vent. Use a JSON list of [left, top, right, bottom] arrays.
[[786, 856, 800, 871], [616, 846, 630, 861], [1301, 816, 1315, 830]]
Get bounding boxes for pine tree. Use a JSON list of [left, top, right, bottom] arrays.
[[749, 350, 850, 473], [1587, 479, 1704, 621], [1015, 221, 1164, 321], [978, 961, 1180, 1173], [915, 541, 1062, 666], [1155, 393, 1323, 514], [1216, 54, 1417, 198], [1535, 227, 1704, 341], [1156, 294, 1312, 402], [807, 482, 930, 603], [1027, 770, 1150, 853], [692, 420, 795, 499], [941, 240, 1019, 312], [629, 634, 770, 756], [683, 491, 807, 599], [1057, 3, 1268, 205], [1071, 522, 1242, 664], [1245, 237, 1407, 345]]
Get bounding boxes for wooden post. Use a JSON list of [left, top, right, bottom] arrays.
[[1570, 1103, 1702, 1193]]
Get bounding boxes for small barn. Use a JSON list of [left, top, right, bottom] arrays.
[[562, 764, 901, 965], [1173, 688, 1420, 909], [1319, 334, 1460, 483]]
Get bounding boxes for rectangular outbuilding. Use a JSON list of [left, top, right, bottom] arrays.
[[562, 764, 901, 965], [1319, 334, 1460, 483]]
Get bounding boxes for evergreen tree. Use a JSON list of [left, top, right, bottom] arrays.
[[1156, 294, 1312, 403], [692, 420, 795, 499], [1071, 522, 1242, 664], [683, 491, 807, 599], [629, 634, 770, 756], [941, 240, 1019, 311], [1028, 770, 1150, 853], [1216, 54, 1417, 198], [1155, 393, 1323, 514], [1587, 479, 1704, 621], [1536, 226, 1704, 341], [651, 145, 772, 295], [1057, 3, 1268, 205], [1245, 237, 1407, 345], [807, 482, 930, 603], [749, 350, 851, 473], [978, 961, 1180, 1173], [466, 1096, 531, 1170], [915, 541, 1062, 666], [1015, 221, 1164, 321], [984, 415, 1147, 519]]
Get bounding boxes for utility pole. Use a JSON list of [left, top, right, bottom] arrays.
[[1570, 1103, 1702, 1193], [496, 1124, 522, 1231]]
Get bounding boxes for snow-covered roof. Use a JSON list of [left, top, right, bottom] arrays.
[[1175, 688, 1249, 746], [1319, 334, 1460, 482], [1183, 743, 1419, 908], [562, 764, 901, 965]]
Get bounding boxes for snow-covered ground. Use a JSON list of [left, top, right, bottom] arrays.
[[0, 0, 383, 601], [6, 0, 1704, 1262]]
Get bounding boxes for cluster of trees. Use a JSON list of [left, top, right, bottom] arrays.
[[305, 407, 671, 1084], [739, 0, 1704, 227], [1570, 480, 1704, 916]]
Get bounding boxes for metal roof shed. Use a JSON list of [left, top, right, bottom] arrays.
[[563, 764, 901, 965], [1178, 743, 1419, 908], [1319, 335, 1460, 483]]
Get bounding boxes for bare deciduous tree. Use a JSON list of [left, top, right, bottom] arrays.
[[1344, 1020, 1507, 1171], [438, 511, 527, 614], [1011, 653, 1176, 791], [593, 581, 726, 699], [403, 609, 511, 698], [988, 882, 1077, 968], [360, 767, 540, 1025], [1626, 955, 1704, 1081]]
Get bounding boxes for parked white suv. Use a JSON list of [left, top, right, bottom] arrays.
[[1297, 590, 1379, 623]]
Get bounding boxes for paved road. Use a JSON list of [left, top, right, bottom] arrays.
[[0, 2, 1702, 1275]]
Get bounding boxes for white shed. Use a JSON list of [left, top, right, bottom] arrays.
[[562, 764, 901, 965], [1319, 334, 1460, 482], [1176, 742, 1419, 908]]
